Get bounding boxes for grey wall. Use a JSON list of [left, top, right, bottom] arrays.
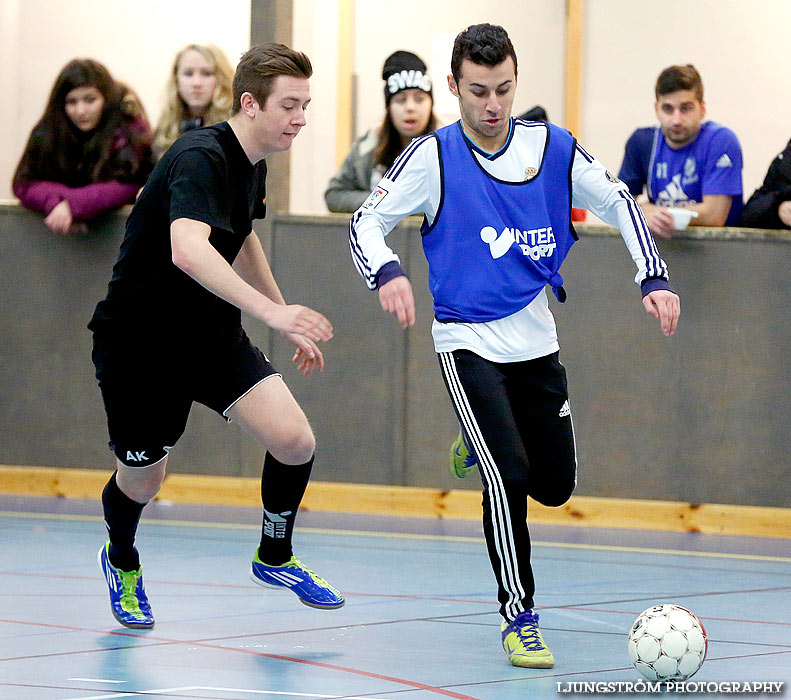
[[1, 205, 789, 506]]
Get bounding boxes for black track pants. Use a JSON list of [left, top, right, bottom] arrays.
[[438, 350, 578, 621]]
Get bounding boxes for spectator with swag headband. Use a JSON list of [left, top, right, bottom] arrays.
[[13, 59, 153, 235], [325, 51, 438, 212], [618, 64, 743, 239], [152, 43, 234, 161]]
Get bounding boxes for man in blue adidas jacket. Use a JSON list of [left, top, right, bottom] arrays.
[[619, 64, 743, 238]]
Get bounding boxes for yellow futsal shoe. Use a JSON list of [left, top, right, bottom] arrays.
[[501, 610, 555, 668], [448, 430, 478, 479]]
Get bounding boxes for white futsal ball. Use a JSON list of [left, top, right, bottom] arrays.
[[627, 604, 708, 682]]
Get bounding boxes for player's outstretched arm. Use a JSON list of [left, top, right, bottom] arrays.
[[234, 230, 329, 371], [171, 217, 333, 347], [233, 231, 286, 303], [642, 289, 680, 336], [378, 276, 416, 329]]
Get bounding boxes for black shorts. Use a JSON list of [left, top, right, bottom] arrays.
[[92, 326, 279, 467]]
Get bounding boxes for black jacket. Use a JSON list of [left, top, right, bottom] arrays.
[[740, 138, 791, 229]]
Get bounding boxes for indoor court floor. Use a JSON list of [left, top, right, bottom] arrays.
[[1, 495, 789, 699]]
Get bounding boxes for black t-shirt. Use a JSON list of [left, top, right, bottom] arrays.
[[89, 122, 267, 335]]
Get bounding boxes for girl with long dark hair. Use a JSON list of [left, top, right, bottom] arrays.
[[13, 59, 153, 235]]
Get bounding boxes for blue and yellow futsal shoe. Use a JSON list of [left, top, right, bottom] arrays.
[[98, 542, 154, 629], [250, 549, 345, 610], [501, 609, 555, 668], [449, 429, 478, 479]]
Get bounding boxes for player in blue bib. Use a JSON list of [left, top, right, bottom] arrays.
[[350, 24, 680, 669], [619, 64, 743, 238], [424, 120, 576, 321]]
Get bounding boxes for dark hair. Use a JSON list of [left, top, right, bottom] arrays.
[[655, 64, 704, 101], [451, 23, 518, 83], [373, 108, 438, 169], [232, 43, 312, 113], [13, 59, 152, 188]]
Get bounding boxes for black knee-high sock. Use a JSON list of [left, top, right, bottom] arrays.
[[257, 452, 313, 565], [102, 472, 146, 571]]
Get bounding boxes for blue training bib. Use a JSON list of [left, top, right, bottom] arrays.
[[421, 121, 577, 322]]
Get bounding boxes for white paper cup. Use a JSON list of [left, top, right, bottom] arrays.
[[666, 207, 699, 230]]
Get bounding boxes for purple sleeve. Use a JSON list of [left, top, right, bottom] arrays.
[[63, 181, 140, 220], [374, 260, 407, 288], [641, 276, 674, 297], [12, 180, 73, 215]]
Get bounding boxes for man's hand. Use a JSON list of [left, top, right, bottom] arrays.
[[286, 334, 325, 376], [641, 203, 675, 239], [642, 289, 680, 336], [44, 200, 73, 235], [379, 276, 415, 329], [263, 303, 333, 343], [778, 200, 791, 227]]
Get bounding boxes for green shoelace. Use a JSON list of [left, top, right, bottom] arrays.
[[118, 570, 146, 617]]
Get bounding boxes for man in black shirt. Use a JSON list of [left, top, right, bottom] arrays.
[[90, 44, 343, 629]]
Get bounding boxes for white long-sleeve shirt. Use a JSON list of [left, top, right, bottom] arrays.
[[349, 119, 669, 362]]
